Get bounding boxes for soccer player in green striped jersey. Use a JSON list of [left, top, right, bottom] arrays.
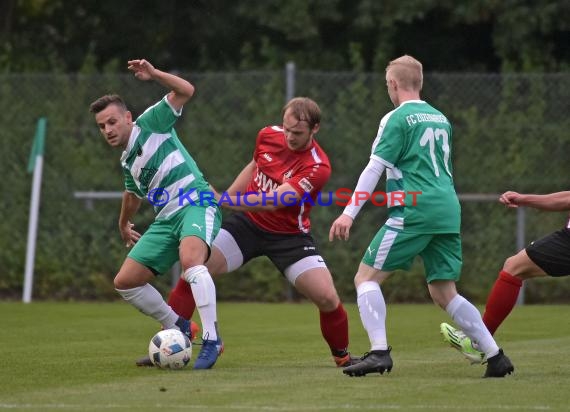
[[329, 55, 513, 378], [89, 59, 222, 369]]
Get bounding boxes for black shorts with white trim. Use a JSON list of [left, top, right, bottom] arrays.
[[222, 212, 323, 273], [525, 228, 570, 277]]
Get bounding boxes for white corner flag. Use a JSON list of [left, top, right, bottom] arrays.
[[23, 118, 47, 303]]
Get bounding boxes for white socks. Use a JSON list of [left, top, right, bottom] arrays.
[[116, 284, 179, 329], [183, 265, 218, 341], [116, 265, 219, 342], [445, 294, 499, 358], [356, 281, 388, 351]]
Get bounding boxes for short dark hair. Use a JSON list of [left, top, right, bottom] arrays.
[[282, 97, 321, 129], [89, 94, 128, 114]]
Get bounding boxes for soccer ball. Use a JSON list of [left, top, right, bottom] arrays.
[[148, 329, 192, 369]]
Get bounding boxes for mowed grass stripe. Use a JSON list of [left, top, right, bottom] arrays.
[[0, 302, 568, 411]]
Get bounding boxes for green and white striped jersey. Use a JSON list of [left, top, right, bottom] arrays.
[[371, 100, 460, 233], [120, 96, 210, 220]]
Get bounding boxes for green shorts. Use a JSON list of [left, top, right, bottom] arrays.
[[128, 205, 221, 275], [361, 226, 462, 283]]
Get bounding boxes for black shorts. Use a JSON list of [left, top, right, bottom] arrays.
[[221, 213, 322, 273], [525, 228, 570, 277]]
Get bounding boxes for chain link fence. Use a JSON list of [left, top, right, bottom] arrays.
[[1, 68, 569, 303]]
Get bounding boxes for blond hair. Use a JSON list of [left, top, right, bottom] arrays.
[[386, 55, 423, 91]]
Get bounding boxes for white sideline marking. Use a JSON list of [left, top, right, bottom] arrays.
[[0, 404, 554, 410]]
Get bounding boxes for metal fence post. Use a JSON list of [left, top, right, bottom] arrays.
[[516, 207, 526, 305], [286, 61, 295, 102], [285, 61, 296, 302]]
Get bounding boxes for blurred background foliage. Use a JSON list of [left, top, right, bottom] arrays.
[[0, 0, 568, 73]]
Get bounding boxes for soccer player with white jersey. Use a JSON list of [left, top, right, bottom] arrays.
[[329, 55, 514, 377], [141, 97, 360, 368], [89, 59, 222, 370]]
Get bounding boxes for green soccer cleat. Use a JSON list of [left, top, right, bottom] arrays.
[[440, 322, 486, 365]]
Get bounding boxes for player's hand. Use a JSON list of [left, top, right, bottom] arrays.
[[499, 191, 521, 208], [120, 221, 141, 248], [127, 59, 156, 81], [329, 214, 354, 241]]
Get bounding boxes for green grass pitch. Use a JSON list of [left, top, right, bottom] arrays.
[[1, 302, 569, 411]]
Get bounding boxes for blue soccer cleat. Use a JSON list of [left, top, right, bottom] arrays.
[[193, 336, 224, 370]]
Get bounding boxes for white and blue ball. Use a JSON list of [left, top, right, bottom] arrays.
[[148, 329, 192, 369]]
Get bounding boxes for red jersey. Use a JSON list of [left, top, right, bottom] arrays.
[[243, 125, 331, 234]]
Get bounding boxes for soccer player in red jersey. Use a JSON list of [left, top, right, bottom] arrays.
[[139, 97, 360, 368], [484, 190, 570, 334], [442, 190, 570, 362]]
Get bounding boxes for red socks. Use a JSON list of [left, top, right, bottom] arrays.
[[482, 270, 523, 335], [168, 277, 197, 320], [169, 277, 351, 355], [320, 303, 349, 355]]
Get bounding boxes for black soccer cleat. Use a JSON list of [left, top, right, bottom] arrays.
[[483, 349, 514, 378], [136, 355, 154, 367], [342, 347, 393, 377]]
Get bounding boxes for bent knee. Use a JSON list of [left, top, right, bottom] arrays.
[[114, 272, 146, 290], [313, 291, 340, 311], [113, 274, 129, 290], [503, 255, 520, 274], [354, 267, 389, 286], [503, 252, 541, 279], [354, 271, 373, 285]]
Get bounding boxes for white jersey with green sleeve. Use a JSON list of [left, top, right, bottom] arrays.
[[120, 95, 211, 220], [371, 100, 460, 233]]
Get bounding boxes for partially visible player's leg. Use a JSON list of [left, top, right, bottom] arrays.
[[278, 230, 362, 367], [167, 227, 243, 322], [433, 285, 514, 377], [116, 224, 188, 333], [168, 277, 196, 320], [118, 236, 195, 368], [115, 258, 183, 330], [484, 229, 570, 335], [178, 205, 224, 370], [426, 234, 513, 377], [344, 227, 426, 376], [342, 262, 394, 377], [483, 269, 524, 336], [290, 261, 358, 366], [353, 265, 391, 353], [125, 226, 195, 368], [484, 250, 550, 335]]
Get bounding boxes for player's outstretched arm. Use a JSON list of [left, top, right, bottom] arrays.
[[127, 59, 194, 112], [500, 190, 570, 211]]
